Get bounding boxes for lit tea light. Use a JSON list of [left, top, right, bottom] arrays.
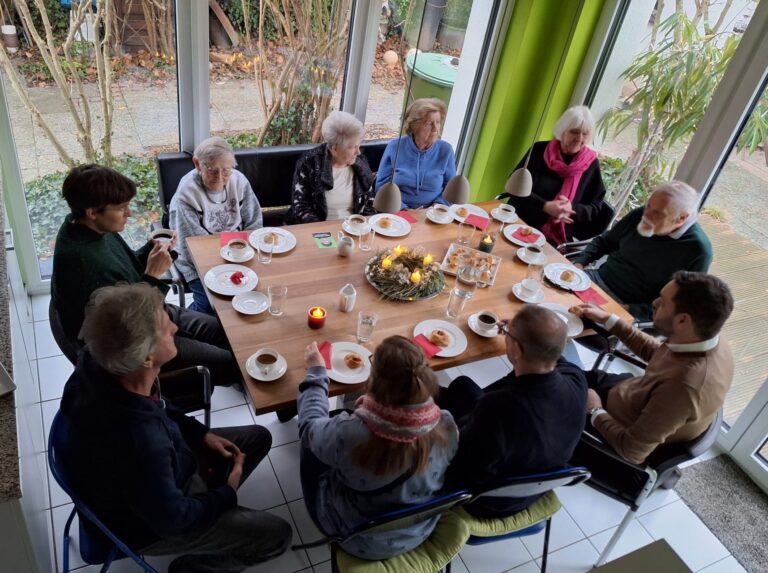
[[410, 269, 422, 284], [307, 306, 327, 329], [393, 245, 406, 256], [423, 253, 433, 265], [478, 233, 496, 253], [381, 256, 393, 269]]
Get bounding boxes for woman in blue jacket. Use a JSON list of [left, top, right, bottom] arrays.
[[375, 98, 457, 208]]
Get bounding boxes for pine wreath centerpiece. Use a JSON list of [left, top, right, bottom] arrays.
[[365, 245, 446, 301]]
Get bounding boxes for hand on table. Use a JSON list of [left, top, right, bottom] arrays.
[[304, 341, 325, 369], [145, 241, 173, 278], [574, 304, 611, 325]]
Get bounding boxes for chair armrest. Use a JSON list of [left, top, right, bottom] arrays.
[[556, 239, 592, 255], [579, 430, 648, 473], [494, 192, 510, 201]]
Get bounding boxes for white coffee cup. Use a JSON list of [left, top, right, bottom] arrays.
[[345, 214, 367, 230], [430, 204, 451, 221], [475, 310, 499, 334], [254, 348, 281, 377], [339, 283, 357, 312], [523, 245, 547, 264], [498, 204, 516, 219], [521, 278, 541, 298], [226, 238, 249, 260], [150, 228, 174, 244]]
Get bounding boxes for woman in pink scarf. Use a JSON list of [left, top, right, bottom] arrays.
[[507, 106, 608, 246]]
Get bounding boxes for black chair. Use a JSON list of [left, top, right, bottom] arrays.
[[573, 410, 723, 566], [49, 300, 80, 365], [48, 410, 160, 572]]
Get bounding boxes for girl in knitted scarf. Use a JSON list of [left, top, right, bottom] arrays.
[[296, 335, 459, 560]]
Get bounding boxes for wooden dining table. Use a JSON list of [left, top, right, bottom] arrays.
[[187, 200, 632, 414]]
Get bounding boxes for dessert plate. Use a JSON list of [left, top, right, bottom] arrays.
[[368, 213, 411, 237], [544, 263, 591, 291], [503, 224, 546, 248], [539, 302, 584, 337], [413, 319, 468, 358], [248, 227, 297, 254], [203, 264, 258, 296], [449, 203, 489, 223], [328, 341, 372, 384]]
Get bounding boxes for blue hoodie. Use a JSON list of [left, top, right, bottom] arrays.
[[375, 135, 457, 209]]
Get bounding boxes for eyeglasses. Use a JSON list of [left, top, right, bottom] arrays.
[[203, 164, 234, 178], [498, 323, 522, 352]]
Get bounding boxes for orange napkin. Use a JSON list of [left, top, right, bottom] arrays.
[[464, 214, 490, 231], [574, 287, 608, 306], [396, 211, 418, 224], [220, 231, 249, 246], [511, 227, 540, 244], [413, 334, 442, 359], [317, 341, 333, 369]]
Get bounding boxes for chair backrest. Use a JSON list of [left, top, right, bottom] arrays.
[[159, 366, 212, 428], [470, 467, 591, 501], [342, 491, 472, 542], [647, 408, 724, 471], [49, 300, 80, 365]]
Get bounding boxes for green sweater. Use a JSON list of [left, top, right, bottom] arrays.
[[573, 207, 712, 310], [51, 215, 169, 340]]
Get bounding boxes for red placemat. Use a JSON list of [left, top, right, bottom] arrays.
[[395, 211, 418, 224], [317, 341, 333, 369], [574, 287, 608, 306], [464, 214, 490, 231], [511, 227, 540, 244], [220, 231, 249, 246], [413, 334, 442, 359]]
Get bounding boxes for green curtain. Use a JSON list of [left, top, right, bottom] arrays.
[[468, 0, 606, 200]]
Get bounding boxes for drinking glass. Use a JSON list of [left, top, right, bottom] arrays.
[[267, 285, 287, 316], [446, 287, 471, 319], [455, 264, 479, 299], [357, 311, 378, 343], [457, 222, 475, 245], [257, 239, 274, 264], [358, 224, 375, 251]]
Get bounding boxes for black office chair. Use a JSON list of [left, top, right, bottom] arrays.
[[572, 409, 723, 566]]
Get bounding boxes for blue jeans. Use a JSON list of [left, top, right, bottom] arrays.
[[188, 278, 215, 316]]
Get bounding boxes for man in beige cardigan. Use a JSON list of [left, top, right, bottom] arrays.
[[575, 270, 734, 465]]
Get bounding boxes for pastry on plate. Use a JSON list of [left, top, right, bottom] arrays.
[[344, 352, 364, 369], [568, 305, 585, 317], [378, 217, 392, 229], [263, 232, 280, 245], [561, 270, 576, 283], [429, 329, 451, 347], [520, 227, 534, 236], [480, 269, 492, 282], [456, 206, 469, 218]]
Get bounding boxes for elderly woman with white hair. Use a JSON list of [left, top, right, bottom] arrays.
[[508, 105, 607, 245], [289, 111, 375, 223], [375, 97, 457, 209], [170, 136, 263, 315]]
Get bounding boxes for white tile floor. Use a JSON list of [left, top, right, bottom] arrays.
[[29, 294, 747, 573]]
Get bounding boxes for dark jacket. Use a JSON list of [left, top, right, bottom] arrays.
[[288, 143, 376, 224], [59, 350, 235, 549], [446, 359, 587, 517], [508, 140, 608, 243]]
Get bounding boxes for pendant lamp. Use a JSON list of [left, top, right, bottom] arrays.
[[443, 174, 470, 204]]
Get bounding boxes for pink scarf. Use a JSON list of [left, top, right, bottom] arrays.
[[541, 138, 597, 245], [354, 394, 442, 443]]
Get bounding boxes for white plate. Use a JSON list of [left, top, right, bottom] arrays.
[[245, 353, 287, 382], [491, 207, 519, 224], [503, 224, 546, 247], [539, 303, 584, 337], [327, 342, 372, 385], [220, 245, 255, 263], [516, 247, 548, 265], [232, 291, 269, 315], [203, 264, 258, 296], [248, 227, 297, 254], [341, 219, 369, 237], [369, 213, 411, 237], [449, 203, 489, 223], [544, 263, 591, 291], [413, 319, 468, 358], [425, 206, 453, 225], [440, 243, 501, 286], [467, 313, 498, 338], [511, 282, 544, 303]]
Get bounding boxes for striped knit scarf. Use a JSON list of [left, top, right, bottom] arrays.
[[354, 394, 442, 443]]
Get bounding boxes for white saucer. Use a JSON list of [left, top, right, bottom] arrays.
[[539, 303, 584, 337], [426, 207, 453, 225], [467, 313, 498, 338], [232, 291, 269, 315], [327, 341, 372, 384], [413, 319, 468, 358], [245, 353, 288, 382], [512, 282, 544, 303], [516, 247, 548, 265], [491, 207, 519, 224], [220, 245, 255, 263], [341, 220, 368, 236]]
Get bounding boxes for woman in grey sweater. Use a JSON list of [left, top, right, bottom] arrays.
[[297, 336, 458, 560], [170, 136, 263, 315]]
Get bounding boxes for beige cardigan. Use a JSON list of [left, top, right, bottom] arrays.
[[594, 320, 734, 464]]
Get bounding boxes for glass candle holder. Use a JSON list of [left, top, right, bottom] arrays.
[[307, 306, 327, 329], [478, 232, 496, 253]]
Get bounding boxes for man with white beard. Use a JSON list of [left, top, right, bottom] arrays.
[[572, 181, 712, 320]]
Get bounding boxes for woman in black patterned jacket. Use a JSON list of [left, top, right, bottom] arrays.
[[288, 111, 376, 224]]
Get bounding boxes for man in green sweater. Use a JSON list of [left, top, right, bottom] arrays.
[[572, 181, 712, 320], [51, 164, 241, 386]]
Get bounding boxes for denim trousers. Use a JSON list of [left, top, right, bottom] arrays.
[[188, 277, 216, 316]]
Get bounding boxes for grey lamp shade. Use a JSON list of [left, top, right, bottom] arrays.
[[505, 168, 532, 197], [443, 174, 470, 205], [373, 182, 402, 213]]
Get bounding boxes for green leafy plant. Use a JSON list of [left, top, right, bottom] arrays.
[[598, 155, 660, 216], [735, 90, 768, 165]]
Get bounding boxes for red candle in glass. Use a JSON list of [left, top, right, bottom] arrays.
[[308, 306, 327, 329]]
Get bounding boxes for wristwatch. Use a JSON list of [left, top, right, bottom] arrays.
[[588, 406, 607, 425]]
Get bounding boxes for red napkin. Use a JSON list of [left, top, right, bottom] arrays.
[[463, 214, 490, 231], [574, 287, 608, 306], [413, 334, 442, 359], [395, 210, 418, 224], [220, 231, 249, 246], [317, 341, 333, 369], [511, 227, 540, 244]]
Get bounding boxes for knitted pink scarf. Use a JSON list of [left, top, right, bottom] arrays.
[[354, 394, 442, 443], [541, 138, 597, 245]]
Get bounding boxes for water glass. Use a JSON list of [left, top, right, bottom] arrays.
[[357, 311, 378, 343], [455, 264, 478, 299], [358, 224, 375, 251], [526, 262, 544, 283], [457, 222, 475, 245], [257, 239, 274, 264], [267, 285, 287, 316], [446, 287, 471, 319]]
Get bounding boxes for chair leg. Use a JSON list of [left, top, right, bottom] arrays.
[[446, 560, 452, 573], [541, 517, 552, 573], [331, 544, 339, 573], [596, 507, 636, 566], [62, 507, 77, 573]]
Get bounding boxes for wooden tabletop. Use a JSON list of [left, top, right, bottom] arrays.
[[187, 200, 631, 414]]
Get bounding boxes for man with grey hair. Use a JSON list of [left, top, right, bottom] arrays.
[[289, 110, 375, 223], [572, 180, 712, 320], [59, 283, 292, 573], [439, 305, 587, 517], [171, 136, 263, 315]]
